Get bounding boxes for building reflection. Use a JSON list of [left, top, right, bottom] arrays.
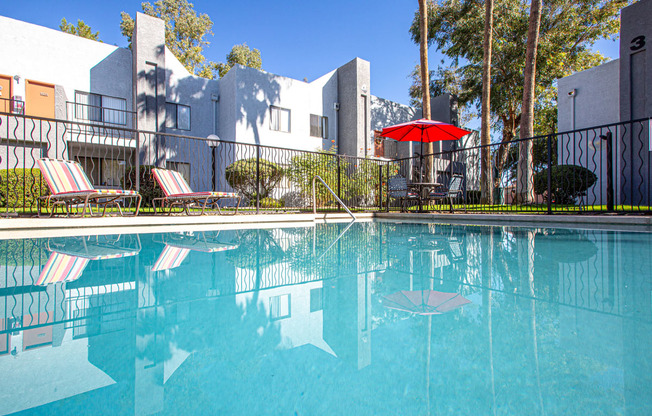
[[0, 224, 650, 415]]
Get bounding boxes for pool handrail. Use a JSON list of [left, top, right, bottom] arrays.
[[312, 175, 355, 220]]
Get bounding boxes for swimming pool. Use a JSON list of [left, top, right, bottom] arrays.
[[0, 221, 650, 415]]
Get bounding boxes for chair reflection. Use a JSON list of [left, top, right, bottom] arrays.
[[151, 231, 238, 272], [37, 234, 142, 285]]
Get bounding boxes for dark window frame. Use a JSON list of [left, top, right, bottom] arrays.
[[166, 102, 192, 131], [310, 114, 328, 138], [74, 91, 128, 126]]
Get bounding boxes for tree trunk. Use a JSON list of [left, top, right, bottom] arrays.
[[516, 0, 543, 204], [480, 0, 494, 204], [493, 114, 519, 190], [419, 0, 433, 182]]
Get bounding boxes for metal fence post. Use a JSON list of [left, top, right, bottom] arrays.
[[386, 162, 390, 212], [547, 133, 553, 215], [256, 145, 260, 214], [378, 164, 383, 211], [135, 130, 141, 192], [601, 131, 614, 211], [337, 156, 342, 209]]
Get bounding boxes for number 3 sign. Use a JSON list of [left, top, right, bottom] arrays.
[[631, 35, 646, 51]]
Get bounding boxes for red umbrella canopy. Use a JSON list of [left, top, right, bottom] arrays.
[[383, 290, 471, 315], [380, 119, 470, 143]]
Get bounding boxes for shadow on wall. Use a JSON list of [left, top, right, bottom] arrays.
[[320, 73, 337, 152], [237, 68, 281, 146]]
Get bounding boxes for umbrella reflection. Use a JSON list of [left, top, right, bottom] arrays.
[[383, 290, 471, 315]]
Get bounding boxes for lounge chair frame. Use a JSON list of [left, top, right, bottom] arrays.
[[36, 158, 141, 217], [151, 168, 241, 216]]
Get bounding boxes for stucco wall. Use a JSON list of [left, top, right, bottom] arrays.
[[164, 47, 219, 139], [557, 59, 620, 132], [556, 60, 621, 205], [337, 58, 371, 158], [0, 16, 132, 119], [231, 65, 324, 152], [309, 69, 338, 151]]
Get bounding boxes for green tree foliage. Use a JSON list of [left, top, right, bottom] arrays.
[[120, 0, 215, 76], [225, 158, 284, 202], [533, 164, 597, 204], [214, 43, 262, 78], [59, 18, 101, 41], [286, 149, 345, 206], [286, 149, 397, 208], [409, 0, 622, 186]]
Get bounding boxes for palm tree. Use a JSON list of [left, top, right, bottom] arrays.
[[516, 0, 543, 204], [481, 0, 494, 204], [419, 0, 433, 182]]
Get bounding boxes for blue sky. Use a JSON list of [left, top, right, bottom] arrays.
[[1, 0, 621, 108]]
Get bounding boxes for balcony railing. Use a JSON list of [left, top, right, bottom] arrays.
[[66, 101, 136, 130]]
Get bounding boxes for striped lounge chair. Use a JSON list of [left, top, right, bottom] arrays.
[[37, 158, 141, 217], [151, 168, 241, 215]]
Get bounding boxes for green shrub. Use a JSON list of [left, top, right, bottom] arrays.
[[0, 168, 49, 210], [533, 164, 598, 204], [259, 197, 283, 209], [225, 158, 284, 201], [286, 149, 344, 205], [123, 165, 164, 208]]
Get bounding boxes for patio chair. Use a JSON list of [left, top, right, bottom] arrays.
[[36, 158, 141, 217], [151, 168, 241, 215], [388, 175, 419, 212], [427, 174, 465, 212]]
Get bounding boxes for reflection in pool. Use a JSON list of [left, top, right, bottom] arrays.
[[0, 223, 650, 415]]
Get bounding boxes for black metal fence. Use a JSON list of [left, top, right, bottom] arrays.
[[1, 110, 651, 216], [391, 117, 652, 213]]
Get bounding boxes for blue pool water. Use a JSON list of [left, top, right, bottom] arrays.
[[0, 222, 650, 415]]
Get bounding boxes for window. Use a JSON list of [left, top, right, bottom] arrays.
[[310, 287, 323, 312], [270, 106, 290, 132], [75, 92, 127, 125], [270, 294, 291, 320], [310, 114, 328, 138], [166, 161, 191, 184], [166, 102, 191, 131], [77, 157, 125, 187]]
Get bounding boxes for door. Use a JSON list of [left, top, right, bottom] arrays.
[[26, 80, 55, 118], [0, 75, 11, 113]]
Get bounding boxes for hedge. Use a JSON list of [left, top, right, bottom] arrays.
[[0, 168, 49, 210]]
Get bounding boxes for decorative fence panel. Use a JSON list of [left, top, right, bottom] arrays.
[[2, 111, 652, 215]]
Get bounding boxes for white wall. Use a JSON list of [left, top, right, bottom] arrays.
[[164, 47, 219, 139], [0, 16, 133, 116], [231, 65, 329, 152]]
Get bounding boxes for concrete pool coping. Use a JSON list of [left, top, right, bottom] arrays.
[[1, 212, 651, 239]]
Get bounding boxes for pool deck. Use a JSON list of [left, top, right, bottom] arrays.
[[1, 211, 651, 239]]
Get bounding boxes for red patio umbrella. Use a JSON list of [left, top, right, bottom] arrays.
[[380, 118, 470, 153], [380, 119, 470, 181]]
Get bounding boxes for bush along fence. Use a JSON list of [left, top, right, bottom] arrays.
[[1, 111, 651, 216]]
